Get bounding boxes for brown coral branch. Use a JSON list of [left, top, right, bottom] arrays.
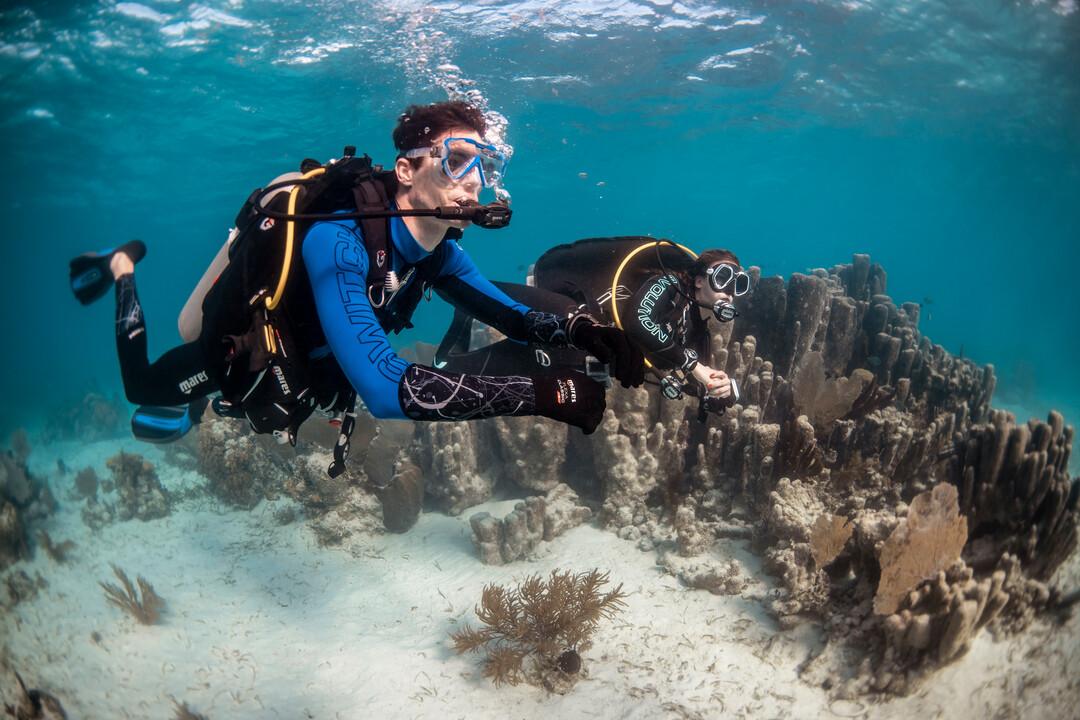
[[451, 568, 627, 690], [172, 699, 209, 720], [99, 564, 165, 625]]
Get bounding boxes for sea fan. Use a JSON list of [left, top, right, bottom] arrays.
[[451, 568, 626, 690], [99, 564, 165, 625]]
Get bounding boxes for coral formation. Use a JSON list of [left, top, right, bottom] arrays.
[[874, 484, 968, 615], [36, 531, 75, 564], [359, 419, 414, 490], [99, 565, 165, 625], [79, 498, 114, 531], [284, 452, 383, 546], [196, 414, 291, 509], [398, 253, 1077, 696], [1, 433, 56, 570], [43, 391, 124, 443], [106, 452, 169, 521], [480, 415, 568, 493], [792, 351, 875, 432], [73, 467, 98, 499], [2, 570, 47, 610], [376, 460, 423, 533], [451, 569, 626, 692], [469, 484, 592, 565], [415, 422, 490, 515], [810, 513, 854, 568]]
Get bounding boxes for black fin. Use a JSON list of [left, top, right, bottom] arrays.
[[69, 240, 146, 305]]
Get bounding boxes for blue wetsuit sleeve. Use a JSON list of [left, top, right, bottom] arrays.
[[435, 242, 572, 346], [302, 221, 410, 419]]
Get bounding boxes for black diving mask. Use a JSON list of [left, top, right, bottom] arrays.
[[706, 263, 750, 296]]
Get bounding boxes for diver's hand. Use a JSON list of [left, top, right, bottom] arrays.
[[569, 320, 645, 388], [532, 372, 606, 434], [693, 365, 731, 398]]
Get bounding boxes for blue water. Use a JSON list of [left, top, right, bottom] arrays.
[[2, 1, 1078, 439]]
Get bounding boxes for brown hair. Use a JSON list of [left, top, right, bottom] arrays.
[[393, 101, 487, 168], [689, 249, 741, 278]]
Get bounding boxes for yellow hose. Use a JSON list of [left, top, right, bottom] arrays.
[[266, 166, 326, 310], [609, 240, 696, 369]]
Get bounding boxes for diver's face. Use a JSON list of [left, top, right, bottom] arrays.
[[694, 274, 732, 308], [395, 128, 483, 229]]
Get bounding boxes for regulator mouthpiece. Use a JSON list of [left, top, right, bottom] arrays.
[[436, 200, 512, 229], [713, 301, 738, 323]]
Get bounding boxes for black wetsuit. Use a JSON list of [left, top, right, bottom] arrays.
[[437, 237, 709, 377], [114, 274, 212, 406]]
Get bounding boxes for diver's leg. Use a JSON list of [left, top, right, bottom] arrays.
[[113, 272, 215, 406]]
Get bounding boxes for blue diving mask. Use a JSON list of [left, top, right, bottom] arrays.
[[403, 137, 508, 188]]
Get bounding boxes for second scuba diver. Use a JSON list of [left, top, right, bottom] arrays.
[[69, 101, 645, 475], [435, 237, 751, 416]]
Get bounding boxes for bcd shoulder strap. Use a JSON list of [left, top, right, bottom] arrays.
[[352, 175, 394, 300]]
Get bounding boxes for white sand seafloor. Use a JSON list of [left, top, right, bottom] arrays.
[[3, 436, 1079, 720]]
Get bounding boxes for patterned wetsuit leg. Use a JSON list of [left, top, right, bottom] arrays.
[[114, 274, 216, 405], [398, 364, 537, 421]]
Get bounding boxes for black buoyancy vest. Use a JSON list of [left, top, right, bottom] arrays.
[[534, 236, 710, 363], [196, 154, 457, 466], [532, 236, 697, 316]]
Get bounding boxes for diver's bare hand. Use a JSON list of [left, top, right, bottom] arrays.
[[692, 365, 731, 398]]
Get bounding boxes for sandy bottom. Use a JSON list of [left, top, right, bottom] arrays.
[[3, 437, 1079, 719]]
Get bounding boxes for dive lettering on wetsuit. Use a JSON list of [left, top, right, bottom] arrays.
[[333, 233, 409, 383], [637, 275, 676, 342]]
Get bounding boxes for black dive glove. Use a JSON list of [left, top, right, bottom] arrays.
[[569, 316, 645, 389], [533, 371, 606, 434]]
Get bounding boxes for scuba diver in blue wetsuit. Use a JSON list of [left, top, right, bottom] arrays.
[[69, 101, 644, 476]]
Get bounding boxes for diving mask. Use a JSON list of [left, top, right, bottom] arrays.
[[706, 263, 750, 297], [404, 137, 508, 188]]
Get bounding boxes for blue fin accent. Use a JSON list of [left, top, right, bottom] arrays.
[[130, 397, 207, 444]]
